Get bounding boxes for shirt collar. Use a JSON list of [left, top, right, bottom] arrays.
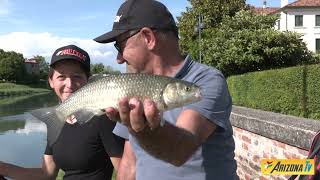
[[173, 55, 194, 79]]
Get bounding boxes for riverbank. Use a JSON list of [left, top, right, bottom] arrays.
[[0, 82, 50, 96]]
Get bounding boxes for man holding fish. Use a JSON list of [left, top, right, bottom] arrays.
[[94, 0, 239, 179]]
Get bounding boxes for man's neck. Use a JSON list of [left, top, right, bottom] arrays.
[[151, 54, 184, 77]]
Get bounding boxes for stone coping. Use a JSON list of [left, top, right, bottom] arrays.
[[230, 106, 320, 150]]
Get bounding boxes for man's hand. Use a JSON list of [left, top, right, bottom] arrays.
[[105, 97, 161, 132]]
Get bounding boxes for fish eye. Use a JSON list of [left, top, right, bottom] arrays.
[[185, 86, 190, 91]]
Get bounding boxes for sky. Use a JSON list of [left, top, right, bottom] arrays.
[[0, 0, 295, 72]]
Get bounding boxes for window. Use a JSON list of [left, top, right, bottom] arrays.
[[316, 39, 320, 53], [295, 15, 303, 27], [276, 19, 280, 30], [316, 15, 320, 26]]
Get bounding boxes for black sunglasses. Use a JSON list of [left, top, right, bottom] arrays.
[[114, 29, 141, 54]]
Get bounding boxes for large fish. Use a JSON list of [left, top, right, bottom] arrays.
[[27, 73, 202, 145]]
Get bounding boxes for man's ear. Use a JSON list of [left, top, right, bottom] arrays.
[[48, 78, 54, 89], [140, 27, 156, 50]]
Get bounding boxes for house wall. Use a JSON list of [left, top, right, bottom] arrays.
[[279, 8, 320, 52], [25, 63, 40, 75]]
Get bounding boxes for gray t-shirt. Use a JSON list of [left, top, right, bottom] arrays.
[[114, 55, 238, 180]]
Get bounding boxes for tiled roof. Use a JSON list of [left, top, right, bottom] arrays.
[[254, 7, 280, 15], [286, 0, 320, 7], [24, 59, 38, 64]]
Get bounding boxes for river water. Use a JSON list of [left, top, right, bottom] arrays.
[[0, 92, 58, 167]]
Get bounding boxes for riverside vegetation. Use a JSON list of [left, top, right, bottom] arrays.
[[0, 83, 50, 97], [227, 64, 320, 120]]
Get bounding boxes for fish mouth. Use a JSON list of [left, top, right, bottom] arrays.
[[195, 88, 202, 100]]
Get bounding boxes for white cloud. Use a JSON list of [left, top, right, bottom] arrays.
[[0, 0, 10, 16], [0, 32, 125, 72], [76, 13, 103, 22]]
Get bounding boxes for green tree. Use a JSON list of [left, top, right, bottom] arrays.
[[91, 63, 120, 74], [0, 50, 27, 82], [200, 10, 313, 76], [32, 55, 49, 80], [177, 0, 247, 58], [91, 63, 105, 74], [104, 65, 121, 74]]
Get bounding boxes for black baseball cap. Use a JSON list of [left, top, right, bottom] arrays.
[[94, 0, 178, 43], [50, 45, 90, 72]]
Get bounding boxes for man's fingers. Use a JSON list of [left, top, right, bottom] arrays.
[[129, 98, 147, 132], [106, 97, 160, 132], [105, 107, 120, 122], [118, 97, 131, 126], [144, 99, 160, 129]]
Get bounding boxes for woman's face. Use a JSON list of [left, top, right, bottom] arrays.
[[49, 60, 88, 102]]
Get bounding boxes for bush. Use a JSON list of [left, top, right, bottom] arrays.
[[179, 10, 314, 77], [227, 64, 320, 119]]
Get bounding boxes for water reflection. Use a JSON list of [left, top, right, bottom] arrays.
[[0, 92, 58, 117], [0, 115, 47, 167], [0, 92, 58, 168], [0, 120, 25, 134]]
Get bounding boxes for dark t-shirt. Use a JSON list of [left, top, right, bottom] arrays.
[[45, 115, 124, 180]]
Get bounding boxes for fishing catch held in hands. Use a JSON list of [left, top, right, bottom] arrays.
[[27, 73, 202, 145]]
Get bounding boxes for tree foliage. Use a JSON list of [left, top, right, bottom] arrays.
[[201, 10, 313, 76], [178, 5, 315, 77], [91, 63, 105, 74], [91, 63, 120, 74], [0, 49, 27, 82], [32, 55, 49, 80], [178, 0, 247, 57]]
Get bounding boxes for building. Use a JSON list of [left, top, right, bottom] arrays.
[[255, 0, 320, 53], [24, 58, 40, 75]]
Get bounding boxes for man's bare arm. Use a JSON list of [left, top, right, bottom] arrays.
[[106, 98, 216, 166], [131, 109, 216, 166], [116, 141, 136, 180]]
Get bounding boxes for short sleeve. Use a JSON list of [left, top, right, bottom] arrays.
[[184, 70, 232, 131], [44, 143, 53, 155], [113, 122, 129, 140], [96, 115, 125, 157]]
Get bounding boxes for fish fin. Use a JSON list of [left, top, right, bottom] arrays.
[[93, 109, 106, 116], [27, 107, 66, 146], [73, 109, 104, 125]]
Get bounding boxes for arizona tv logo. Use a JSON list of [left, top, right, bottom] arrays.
[[261, 159, 314, 175]]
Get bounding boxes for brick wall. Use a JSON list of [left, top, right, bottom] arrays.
[[233, 126, 308, 180], [231, 106, 320, 180]]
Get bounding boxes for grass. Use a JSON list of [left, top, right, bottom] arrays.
[[0, 92, 51, 106], [0, 83, 50, 96], [56, 170, 63, 180]]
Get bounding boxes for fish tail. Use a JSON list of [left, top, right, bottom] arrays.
[[26, 107, 66, 146]]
